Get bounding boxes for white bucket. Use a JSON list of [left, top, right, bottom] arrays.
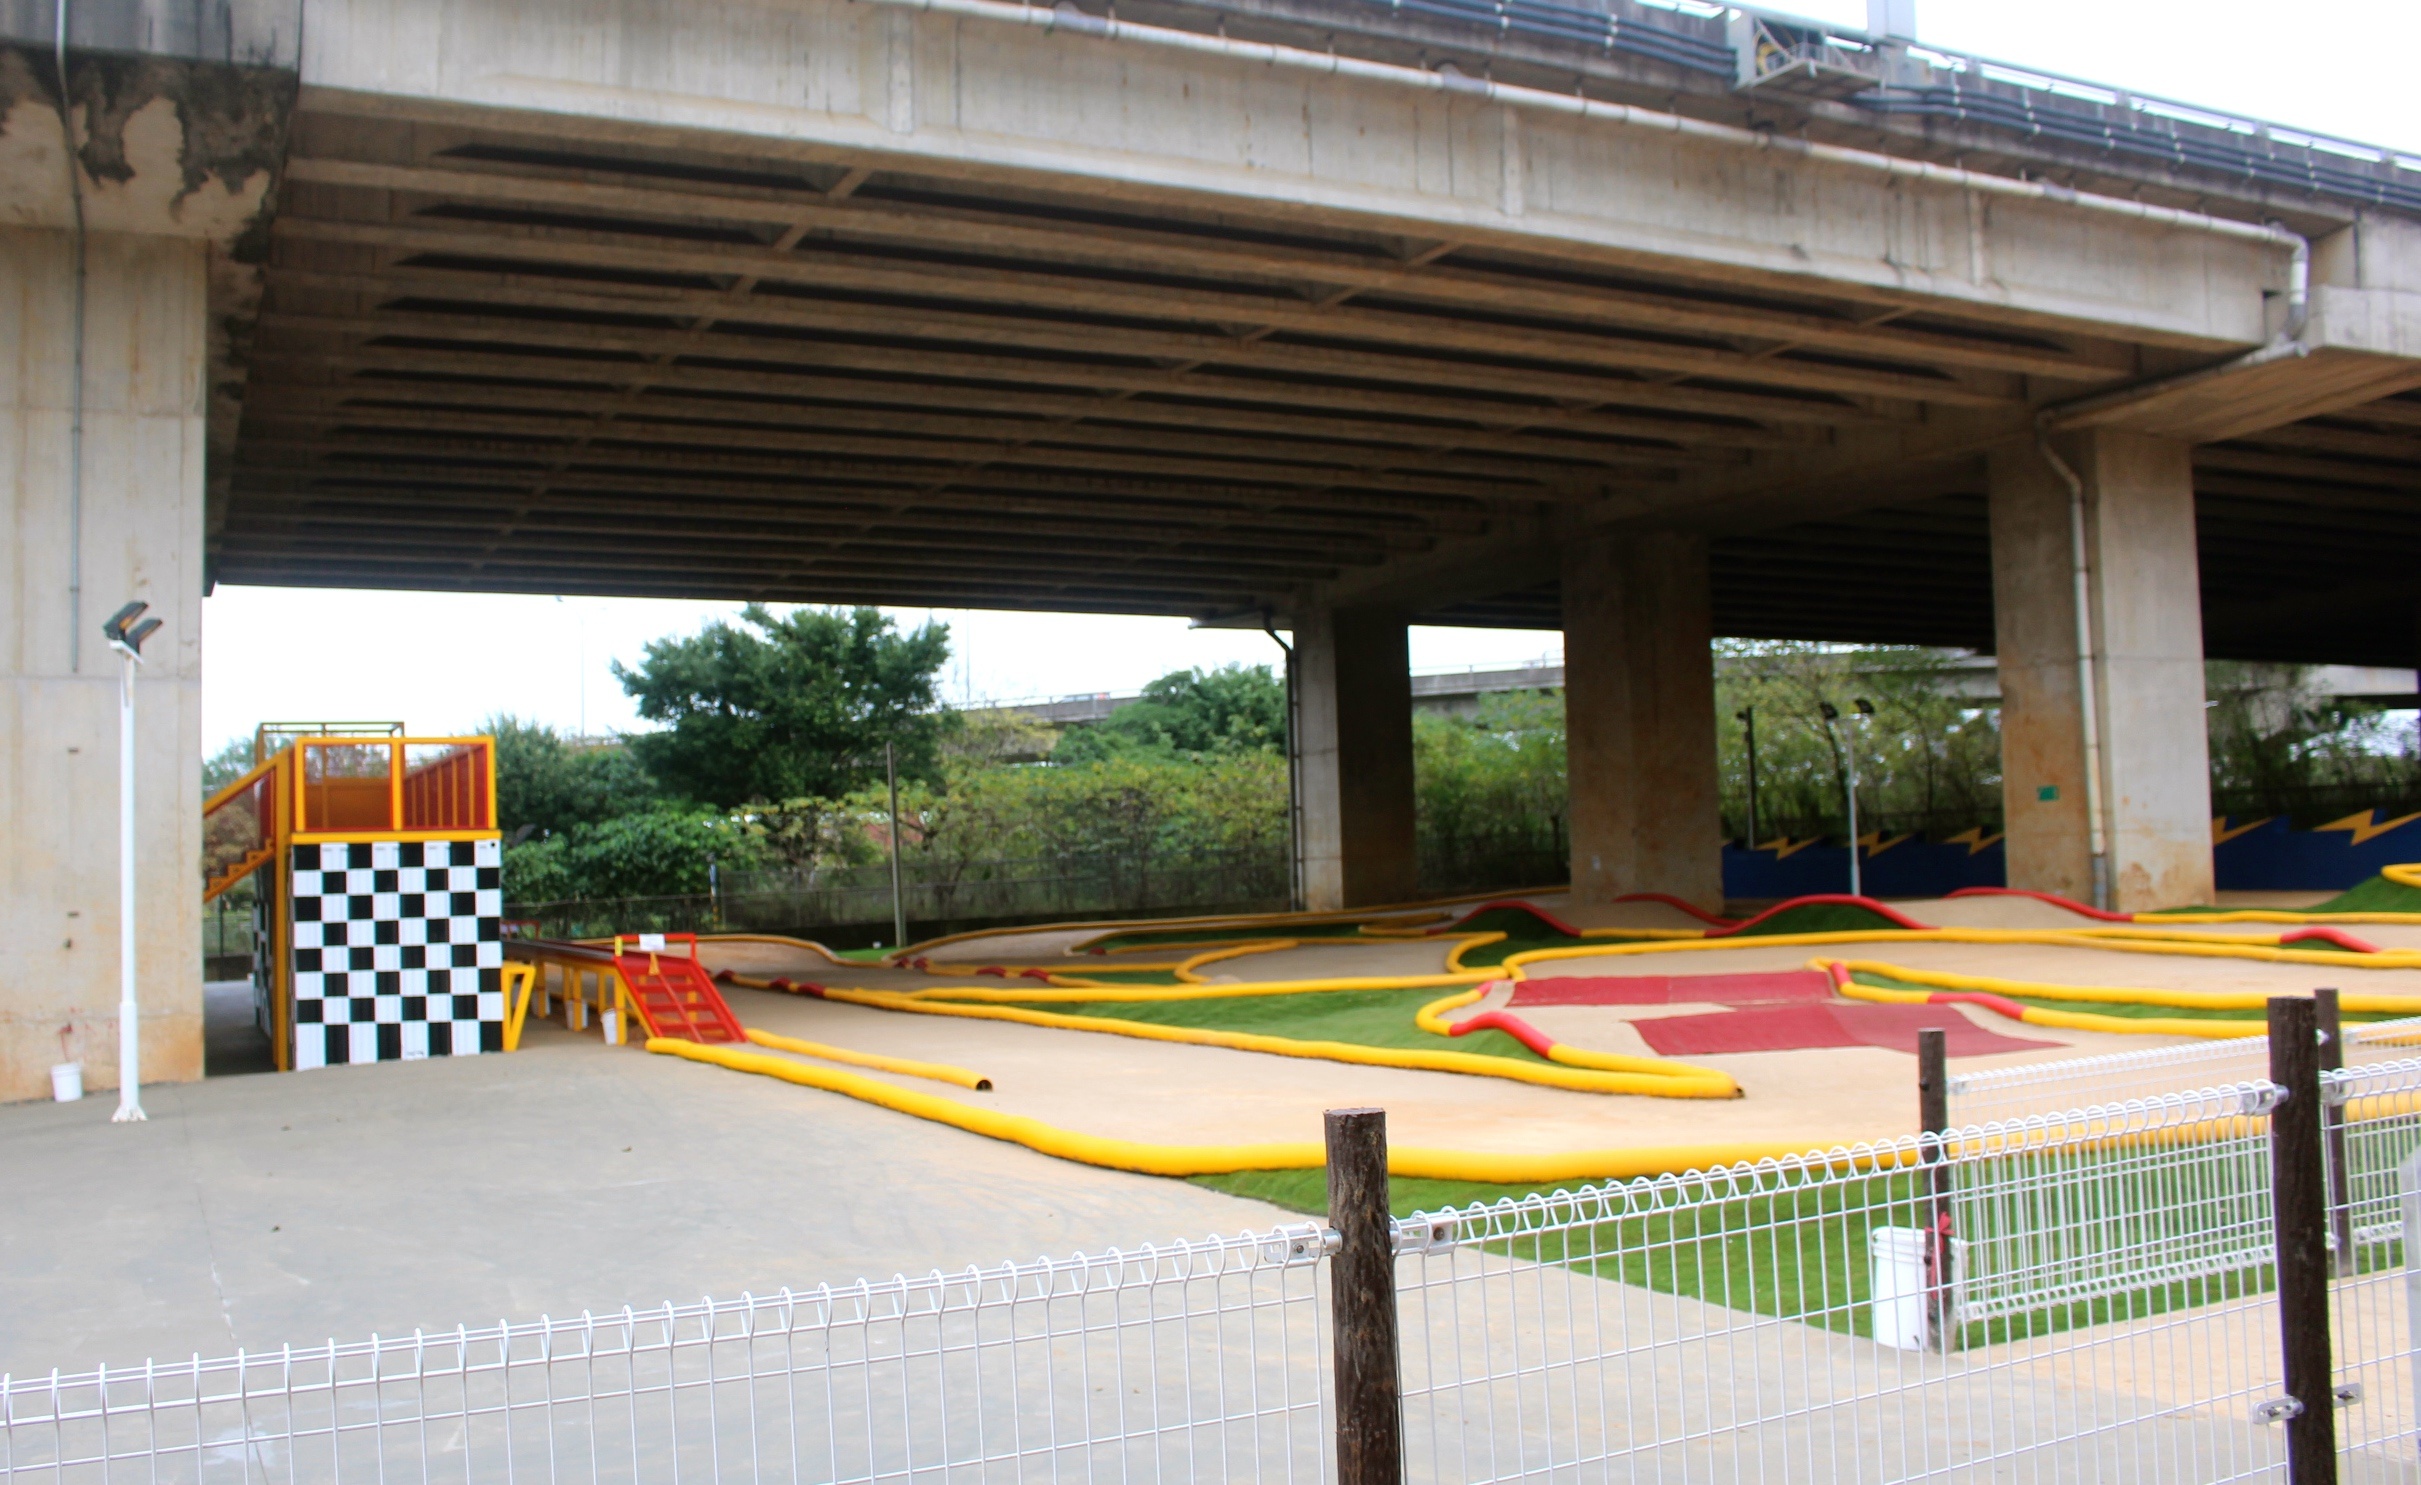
[[50, 1063, 84, 1102], [602, 1009, 623, 1046], [1869, 1225, 1967, 1350]]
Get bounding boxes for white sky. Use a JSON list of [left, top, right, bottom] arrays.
[[200, 0, 2420, 749]]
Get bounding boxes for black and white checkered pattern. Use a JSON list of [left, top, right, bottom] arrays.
[[289, 839, 504, 1070]]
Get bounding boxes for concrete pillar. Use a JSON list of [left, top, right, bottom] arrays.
[[1561, 531, 1723, 914], [1987, 430, 2214, 911], [1296, 605, 1417, 911], [3, 227, 208, 1102]]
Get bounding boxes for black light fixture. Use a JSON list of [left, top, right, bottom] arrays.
[[102, 600, 161, 657]]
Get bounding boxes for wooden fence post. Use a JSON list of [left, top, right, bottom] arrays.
[[2268, 995, 2338, 1485], [1326, 1107, 1402, 1485], [1917, 1026, 1954, 1350]]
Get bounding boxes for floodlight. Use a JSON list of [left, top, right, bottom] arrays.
[[101, 600, 148, 647], [1854, 697, 1876, 716], [1819, 701, 1840, 721]]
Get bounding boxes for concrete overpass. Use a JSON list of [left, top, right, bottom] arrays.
[[6, 0, 2421, 1097]]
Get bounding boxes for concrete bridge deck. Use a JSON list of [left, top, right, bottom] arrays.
[[4, 0, 2421, 1098]]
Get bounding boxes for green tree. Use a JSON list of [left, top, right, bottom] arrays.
[[487, 714, 663, 837], [615, 605, 951, 807], [1053, 664, 1285, 763], [1713, 642, 2001, 842], [1414, 690, 1569, 890], [204, 735, 257, 794], [503, 806, 770, 904]]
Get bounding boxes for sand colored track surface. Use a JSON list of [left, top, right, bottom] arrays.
[[1523, 939, 2421, 997], [720, 984, 2110, 1155], [652, 875, 2421, 1178]]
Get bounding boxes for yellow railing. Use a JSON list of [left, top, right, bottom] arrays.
[[505, 941, 642, 1049]]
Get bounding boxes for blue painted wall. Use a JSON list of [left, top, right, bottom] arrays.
[[1719, 812, 2421, 899]]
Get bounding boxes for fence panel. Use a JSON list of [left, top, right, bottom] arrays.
[[1950, 1015, 2421, 1128], [17, 1068, 2421, 1482], [1394, 1087, 2294, 1483], [2326, 1054, 2421, 1476], [1, 1229, 1332, 1485]]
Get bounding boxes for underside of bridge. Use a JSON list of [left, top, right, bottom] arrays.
[[10, 0, 2421, 1097], [220, 101, 2421, 666]]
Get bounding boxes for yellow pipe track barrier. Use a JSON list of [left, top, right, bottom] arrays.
[[1412, 988, 1741, 1088], [1818, 956, 2421, 1019], [813, 986, 1742, 1098], [741, 1027, 993, 1090], [647, 1037, 1872, 1181]]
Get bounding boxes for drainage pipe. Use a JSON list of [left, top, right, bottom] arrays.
[[862, 0, 2310, 262], [2032, 432, 2112, 913], [54, 0, 86, 673]]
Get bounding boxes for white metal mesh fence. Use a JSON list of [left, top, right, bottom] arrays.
[[1949, 1014, 2421, 1127], [0, 1227, 1332, 1484], [2326, 1054, 2421, 1476], [12, 1062, 2421, 1482], [1391, 1084, 2301, 1482]]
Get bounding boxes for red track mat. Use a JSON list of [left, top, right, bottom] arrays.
[[1511, 971, 1833, 1008], [1629, 1002, 2058, 1058]]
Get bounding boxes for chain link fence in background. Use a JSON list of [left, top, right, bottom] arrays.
[[508, 840, 1575, 944]]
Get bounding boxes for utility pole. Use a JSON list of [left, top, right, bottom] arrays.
[[102, 601, 162, 1123]]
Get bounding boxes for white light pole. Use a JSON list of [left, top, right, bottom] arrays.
[[102, 601, 161, 1123], [1822, 698, 1877, 899]]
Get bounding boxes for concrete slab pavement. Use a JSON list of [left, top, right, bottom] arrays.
[[0, 993, 1288, 1380]]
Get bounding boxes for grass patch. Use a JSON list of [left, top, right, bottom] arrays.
[[2316, 874, 2421, 914], [999, 988, 1545, 1063], [830, 947, 893, 963], [1043, 967, 1190, 986], [1729, 901, 1913, 936], [1081, 921, 1385, 952], [1197, 1153, 2355, 1346]]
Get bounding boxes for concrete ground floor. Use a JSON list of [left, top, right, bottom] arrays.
[[0, 985, 1286, 1380]]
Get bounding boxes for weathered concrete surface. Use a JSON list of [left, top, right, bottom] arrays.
[[2, 225, 208, 1102], [291, 0, 2292, 350], [1989, 431, 2214, 911], [1562, 530, 1722, 913], [0, 993, 1288, 1378], [1297, 604, 1417, 910]]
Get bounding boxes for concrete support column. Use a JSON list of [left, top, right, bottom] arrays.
[[1295, 605, 1417, 911], [1988, 430, 2214, 911], [3, 227, 208, 1102], [1561, 531, 1723, 914]]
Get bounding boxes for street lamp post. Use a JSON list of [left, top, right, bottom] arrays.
[[1821, 698, 1877, 899], [1735, 706, 1759, 849], [884, 739, 907, 952], [102, 601, 161, 1124]]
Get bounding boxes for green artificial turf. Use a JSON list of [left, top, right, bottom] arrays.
[[2314, 873, 2421, 914], [1726, 901, 1913, 936], [1196, 1151, 2345, 1345], [831, 946, 893, 962], [996, 987, 1546, 1063], [1080, 920, 1386, 952]]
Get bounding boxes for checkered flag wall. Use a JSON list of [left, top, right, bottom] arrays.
[[289, 839, 504, 1070]]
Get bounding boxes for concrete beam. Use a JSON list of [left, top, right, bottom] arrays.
[[1296, 605, 1417, 910], [1988, 431, 2214, 911], [3, 225, 208, 1103], [292, 0, 2313, 349], [1562, 530, 1722, 914]]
